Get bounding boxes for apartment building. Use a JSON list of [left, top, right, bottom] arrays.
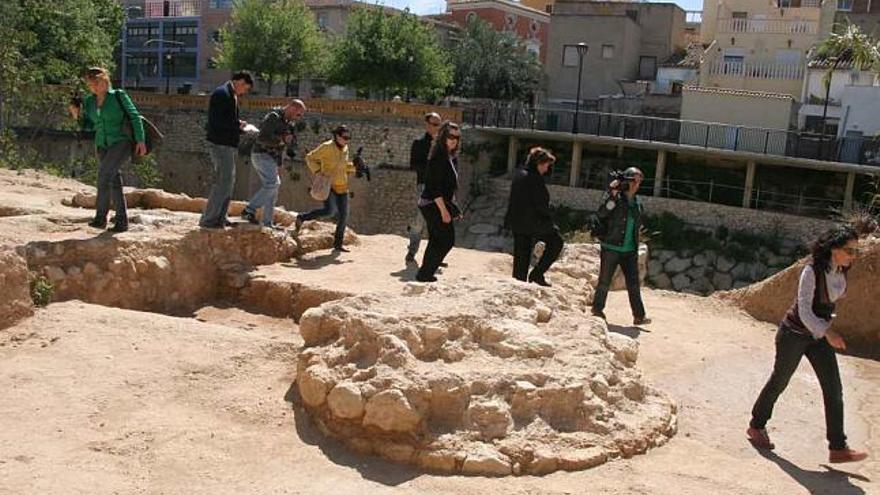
[[545, 0, 688, 104], [834, 0, 880, 36], [698, 0, 837, 98]]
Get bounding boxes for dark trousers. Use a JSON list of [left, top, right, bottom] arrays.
[[512, 231, 564, 282], [750, 325, 846, 450], [417, 204, 455, 279], [592, 248, 646, 318], [299, 190, 349, 248], [94, 141, 130, 226]]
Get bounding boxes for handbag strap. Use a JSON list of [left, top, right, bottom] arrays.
[[113, 90, 135, 138]]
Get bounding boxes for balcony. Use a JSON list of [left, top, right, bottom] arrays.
[[686, 11, 702, 24], [143, 0, 201, 18], [708, 60, 804, 80], [718, 18, 817, 35]]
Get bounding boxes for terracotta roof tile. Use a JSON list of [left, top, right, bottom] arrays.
[[683, 85, 795, 100]]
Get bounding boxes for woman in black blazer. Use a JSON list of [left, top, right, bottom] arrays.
[[504, 147, 564, 286], [416, 122, 462, 282]]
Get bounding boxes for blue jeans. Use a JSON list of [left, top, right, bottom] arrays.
[[406, 183, 426, 257], [200, 142, 237, 227], [299, 190, 349, 248], [244, 152, 280, 226]]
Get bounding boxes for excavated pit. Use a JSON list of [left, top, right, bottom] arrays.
[[0, 182, 678, 478]]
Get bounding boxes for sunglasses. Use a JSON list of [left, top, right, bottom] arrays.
[[447, 134, 461, 142]]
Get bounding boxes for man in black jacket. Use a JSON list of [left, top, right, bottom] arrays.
[[591, 167, 651, 325], [405, 112, 441, 263], [505, 147, 563, 286], [200, 71, 253, 228]]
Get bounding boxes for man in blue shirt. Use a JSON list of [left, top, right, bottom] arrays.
[[591, 167, 651, 326]]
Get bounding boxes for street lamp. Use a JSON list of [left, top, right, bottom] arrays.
[[573, 42, 588, 134], [145, 38, 184, 94]]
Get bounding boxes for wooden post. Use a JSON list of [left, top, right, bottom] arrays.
[[653, 150, 667, 197], [507, 136, 519, 175], [844, 171, 856, 211], [570, 140, 583, 187], [743, 160, 756, 208]]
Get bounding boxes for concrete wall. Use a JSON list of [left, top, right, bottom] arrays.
[[681, 87, 795, 130], [840, 85, 880, 137], [546, 1, 685, 102]]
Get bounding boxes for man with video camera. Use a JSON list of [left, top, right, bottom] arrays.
[[590, 167, 651, 326]]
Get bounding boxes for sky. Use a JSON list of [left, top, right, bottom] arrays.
[[382, 0, 704, 16]]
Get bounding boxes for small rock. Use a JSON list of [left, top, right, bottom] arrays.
[[461, 446, 512, 476], [715, 256, 735, 273], [664, 257, 691, 274], [711, 272, 734, 291], [362, 389, 421, 432], [647, 260, 663, 277], [671, 273, 691, 291], [327, 382, 365, 419], [692, 253, 708, 267], [650, 273, 672, 290]]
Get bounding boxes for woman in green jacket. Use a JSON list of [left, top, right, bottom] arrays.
[[68, 67, 146, 232]]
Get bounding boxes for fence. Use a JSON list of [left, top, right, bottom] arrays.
[[461, 106, 880, 166]]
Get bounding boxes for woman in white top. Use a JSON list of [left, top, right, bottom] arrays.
[[747, 226, 868, 464]]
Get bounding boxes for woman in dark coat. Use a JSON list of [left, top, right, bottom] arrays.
[[504, 147, 564, 287], [747, 225, 868, 464], [415, 122, 462, 282]]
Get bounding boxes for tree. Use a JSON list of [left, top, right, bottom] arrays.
[[812, 22, 880, 136], [1, 0, 122, 131], [449, 18, 543, 101], [326, 7, 452, 99], [216, 0, 323, 96]]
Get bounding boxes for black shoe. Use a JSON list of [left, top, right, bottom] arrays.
[[439, 262, 449, 268], [109, 223, 128, 233], [633, 316, 652, 326], [241, 209, 258, 224], [223, 218, 235, 227], [528, 273, 551, 287], [415, 273, 437, 282], [88, 219, 106, 229], [333, 246, 351, 253], [591, 309, 607, 320]]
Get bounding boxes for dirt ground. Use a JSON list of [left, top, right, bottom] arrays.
[[1, 247, 877, 494], [0, 169, 877, 494]]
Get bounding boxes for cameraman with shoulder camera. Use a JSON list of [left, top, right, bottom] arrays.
[[591, 167, 651, 326], [241, 99, 306, 228]]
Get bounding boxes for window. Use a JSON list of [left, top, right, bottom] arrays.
[[626, 9, 639, 22], [466, 12, 477, 23], [777, 0, 792, 7], [126, 54, 159, 78], [167, 52, 197, 78], [837, 0, 853, 10], [639, 56, 657, 79], [209, 0, 234, 8], [545, 4, 552, 13], [731, 11, 748, 32], [206, 58, 219, 69], [562, 44, 584, 67], [125, 23, 160, 49], [164, 22, 198, 48], [211, 30, 221, 43], [602, 44, 614, 59], [317, 13, 328, 30]]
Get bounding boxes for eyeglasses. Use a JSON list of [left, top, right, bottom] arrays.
[[447, 134, 461, 141]]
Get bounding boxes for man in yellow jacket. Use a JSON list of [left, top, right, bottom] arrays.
[[296, 125, 357, 251]]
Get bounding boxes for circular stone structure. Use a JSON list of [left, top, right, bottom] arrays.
[[296, 278, 676, 476]]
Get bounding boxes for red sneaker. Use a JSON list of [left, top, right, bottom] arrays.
[[747, 427, 775, 450], [829, 448, 868, 463]]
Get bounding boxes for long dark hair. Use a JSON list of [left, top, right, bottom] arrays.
[[811, 225, 858, 273], [525, 147, 555, 173], [428, 121, 460, 161]]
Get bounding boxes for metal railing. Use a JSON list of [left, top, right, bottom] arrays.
[[462, 106, 880, 166], [143, 0, 201, 18], [717, 18, 817, 35], [708, 60, 805, 80]]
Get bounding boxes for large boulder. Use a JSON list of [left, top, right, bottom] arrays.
[[552, 243, 648, 292], [296, 278, 676, 476], [0, 249, 34, 329]]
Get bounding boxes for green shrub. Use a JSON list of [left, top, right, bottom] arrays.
[[29, 274, 54, 307]]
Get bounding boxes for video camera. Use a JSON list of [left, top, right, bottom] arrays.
[[353, 146, 371, 181], [608, 169, 632, 192]]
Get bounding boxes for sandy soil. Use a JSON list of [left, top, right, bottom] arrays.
[[0, 169, 876, 493], [1, 257, 877, 494]]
